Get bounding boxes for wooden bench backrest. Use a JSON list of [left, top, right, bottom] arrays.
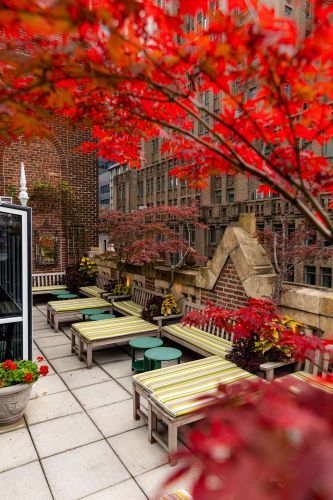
[[132, 285, 164, 308], [32, 272, 65, 287], [181, 300, 234, 342], [304, 345, 333, 378]]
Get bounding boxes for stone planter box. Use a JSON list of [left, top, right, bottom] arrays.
[[0, 383, 33, 425]]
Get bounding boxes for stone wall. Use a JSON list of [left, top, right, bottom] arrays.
[[0, 120, 98, 272]]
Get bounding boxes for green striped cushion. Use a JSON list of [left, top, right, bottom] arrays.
[[114, 300, 143, 317], [287, 371, 333, 393], [79, 286, 105, 297], [134, 356, 227, 393], [72, 316, 158, 341], [163, 324, 232, 357], [33, 285, 67, 292], [151, 364, 258, 417], [48, 297, 110, 313]]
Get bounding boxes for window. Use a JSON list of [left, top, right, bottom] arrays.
[[209, 227, 217, 245], [168, 176, 173, 190], [100, 184, 110, 194], [157, 177, 161, 193], [324, 138, 333, 158], [146, 179, 150, 195], [247, 87, 257, 100], [320, 267, 332, 288], [214, 189, 222, 204], [285, 5, 293, 17], [304, 265, 316, 285], [181, 180, 187, 188], [287, 265, 294, 282], [213, 92, 221, 113], [227, 188, 235, 203], [161, 175, 165, 192], [100, 199, 109, 205], [256, 221, 265, 231], [152, 138, 159, 153]]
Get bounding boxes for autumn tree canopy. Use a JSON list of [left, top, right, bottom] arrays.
[[1, 0, 333, 238]]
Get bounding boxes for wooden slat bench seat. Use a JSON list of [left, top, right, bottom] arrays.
[[132, 357, 259, 464], [71, 316, 159, 368], [111, 285, 164, 318], [32, 284, 67, 296], [79, 286, 107, 298], [32, 272, 66, 296], [47, 297, 111, 333], [162, 324, 233, 358]]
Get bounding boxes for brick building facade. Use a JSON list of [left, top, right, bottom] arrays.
[[0, 120, 98, 273]]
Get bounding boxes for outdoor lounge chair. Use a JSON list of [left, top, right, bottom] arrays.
[[133, 356, 259, 464], [47, 297, 111, 333], [71, 315, 159, 368]]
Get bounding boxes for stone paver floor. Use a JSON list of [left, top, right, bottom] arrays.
[[0, 304, 196, 500]]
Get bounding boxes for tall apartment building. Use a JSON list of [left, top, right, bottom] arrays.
[[113, 0, 333, 289], [98, 161, 128, 211]]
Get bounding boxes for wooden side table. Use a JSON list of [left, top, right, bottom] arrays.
[[144, 346, 182, 371]]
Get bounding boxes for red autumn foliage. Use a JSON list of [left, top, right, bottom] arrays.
[[167, 378, 333, 500], [0, 1, 332, 239], [99, 205, 206, 268]]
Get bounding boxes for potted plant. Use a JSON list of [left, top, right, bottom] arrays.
[[0, 357, 48, 425]]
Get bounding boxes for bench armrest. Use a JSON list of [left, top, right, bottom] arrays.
[[153, 313, 183, 328], [107, 294, 132, 301], [259, 359, 295, 381]]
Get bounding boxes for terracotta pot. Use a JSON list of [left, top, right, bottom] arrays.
[[0, 383, 33, 425]]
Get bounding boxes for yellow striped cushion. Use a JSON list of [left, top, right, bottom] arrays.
[[48, 297, 110, 313], [151, 366, 258, 417], [163, 324, 232, 357], [72, 316, 159, 341], [287, 371, 333, 393], [33, 285, 67, 292], [79, 286, 105, 297], [114, 300, 143, 317], [134, 356, 228, 393]]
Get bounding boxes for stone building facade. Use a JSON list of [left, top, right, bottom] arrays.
[[0, 120, 98, 273]]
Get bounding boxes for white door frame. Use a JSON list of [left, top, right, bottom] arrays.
[[0, 205, 32, 359]]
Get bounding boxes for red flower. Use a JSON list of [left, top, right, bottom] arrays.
[[24, 372, 33, 383], [2, 359, 17, 370], [37, 356, 44, 362], [39, 365, 49, 376]]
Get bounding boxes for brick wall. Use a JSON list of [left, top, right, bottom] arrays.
[[0, 120, 98, 273], [201, 257, 248, 309]]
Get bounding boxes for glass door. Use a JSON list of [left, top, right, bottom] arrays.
[[0, 204, 32, 361]]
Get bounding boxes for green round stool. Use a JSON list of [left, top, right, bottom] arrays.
[[79, 308, 107, 321], [59, 293, 78, 300], [89, 313, 115, 321], [129, 337, 164, 372], [144, 346, 182, 371], [51, 290, 69, 297]]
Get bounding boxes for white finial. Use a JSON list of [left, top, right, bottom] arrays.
[[18, 161, 29, 207]]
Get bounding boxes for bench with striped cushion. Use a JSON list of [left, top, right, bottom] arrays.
[[285, 371, 333, 393], [112, 300, 143, 317], [79, 286, 106, 298], [161, 490, 192, 500], [33, 284, 67, 294], [162, 323, 232, 358], [150, 361, 257, 417], [71, 316, 159, 368], [47, 297, 111, 333]]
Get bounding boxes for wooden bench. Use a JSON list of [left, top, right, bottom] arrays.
[[32, 272, 66, 296], [111, 285, 165, 318], [161, 300, 234, 357], [132, 357, 259, 464], [47, 297, 112, 333], [71, 316, 159, 368]]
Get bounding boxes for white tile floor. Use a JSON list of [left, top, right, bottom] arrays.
[[0, 304, 196, 499]]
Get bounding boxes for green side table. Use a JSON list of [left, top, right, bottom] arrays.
[[89, 313, 115, 321], [79, 308, 107, 321], [129, 337, 164, 372], [144, 346, 182, 371], [59, 293, 78, 300]]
